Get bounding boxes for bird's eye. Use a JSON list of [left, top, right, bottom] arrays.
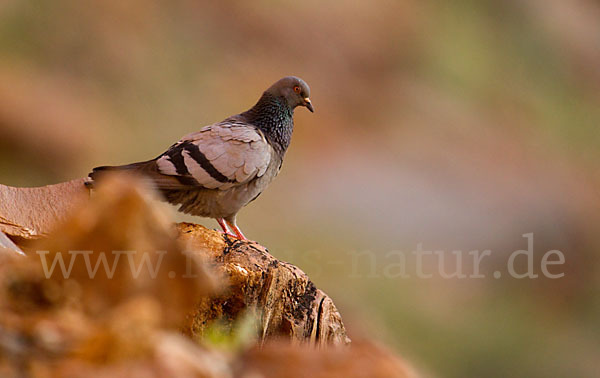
[[293, 86, 301, 94]]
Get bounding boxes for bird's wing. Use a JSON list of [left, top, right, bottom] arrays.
[[155, 123, 272, 190]]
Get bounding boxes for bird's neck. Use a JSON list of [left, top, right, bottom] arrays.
[[242, 92, 294, 154]]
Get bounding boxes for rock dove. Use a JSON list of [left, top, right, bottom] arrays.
[[88, 76, 313, 240]]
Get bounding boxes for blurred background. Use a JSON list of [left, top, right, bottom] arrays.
[[1, 0, 600, 376]]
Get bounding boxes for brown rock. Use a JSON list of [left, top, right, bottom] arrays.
[[237, 340, 417, 378], [0, 178, 89, 240], [0, 174, 418, 377], [0, 175, 219, 376], [178, 223, 350, 347]]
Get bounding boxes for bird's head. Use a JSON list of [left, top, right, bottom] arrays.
[[266, 76, 313, 113]]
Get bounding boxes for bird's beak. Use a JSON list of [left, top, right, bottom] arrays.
[[304, 97, 314, 113]]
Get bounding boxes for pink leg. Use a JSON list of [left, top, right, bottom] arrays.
[[216, 218, 235, 237], [225, 220, 247, 240]]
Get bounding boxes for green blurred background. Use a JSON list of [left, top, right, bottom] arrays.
[[1, 0, 600, 376]]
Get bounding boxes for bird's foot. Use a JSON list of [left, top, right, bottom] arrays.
[[216, 218, 235, 237], [225, 220, 247, 241], [216, 218, 248, 241], [232, 231, 247, 241], [218, 229, 236, 238]]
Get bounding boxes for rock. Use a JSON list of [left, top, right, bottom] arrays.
[[237, 340, 416, 378], [0, 178, 89, 240], [0, 175, 218, 377], [178, 223, 350, 347], [0, 174, 416, 377]]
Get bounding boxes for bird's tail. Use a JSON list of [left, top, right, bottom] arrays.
[[86, 160, 156, 188]]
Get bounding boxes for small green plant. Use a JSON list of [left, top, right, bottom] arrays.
[[200, 308, 259, 352]]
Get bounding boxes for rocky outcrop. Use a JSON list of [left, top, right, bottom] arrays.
[[0, 175, 412, 377], [178, 223, 349, 347]]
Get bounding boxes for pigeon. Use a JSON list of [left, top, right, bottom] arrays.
[[87, 76, 313, 240]]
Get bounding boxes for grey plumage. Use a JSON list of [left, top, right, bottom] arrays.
[[88, 76, 313, 239]]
